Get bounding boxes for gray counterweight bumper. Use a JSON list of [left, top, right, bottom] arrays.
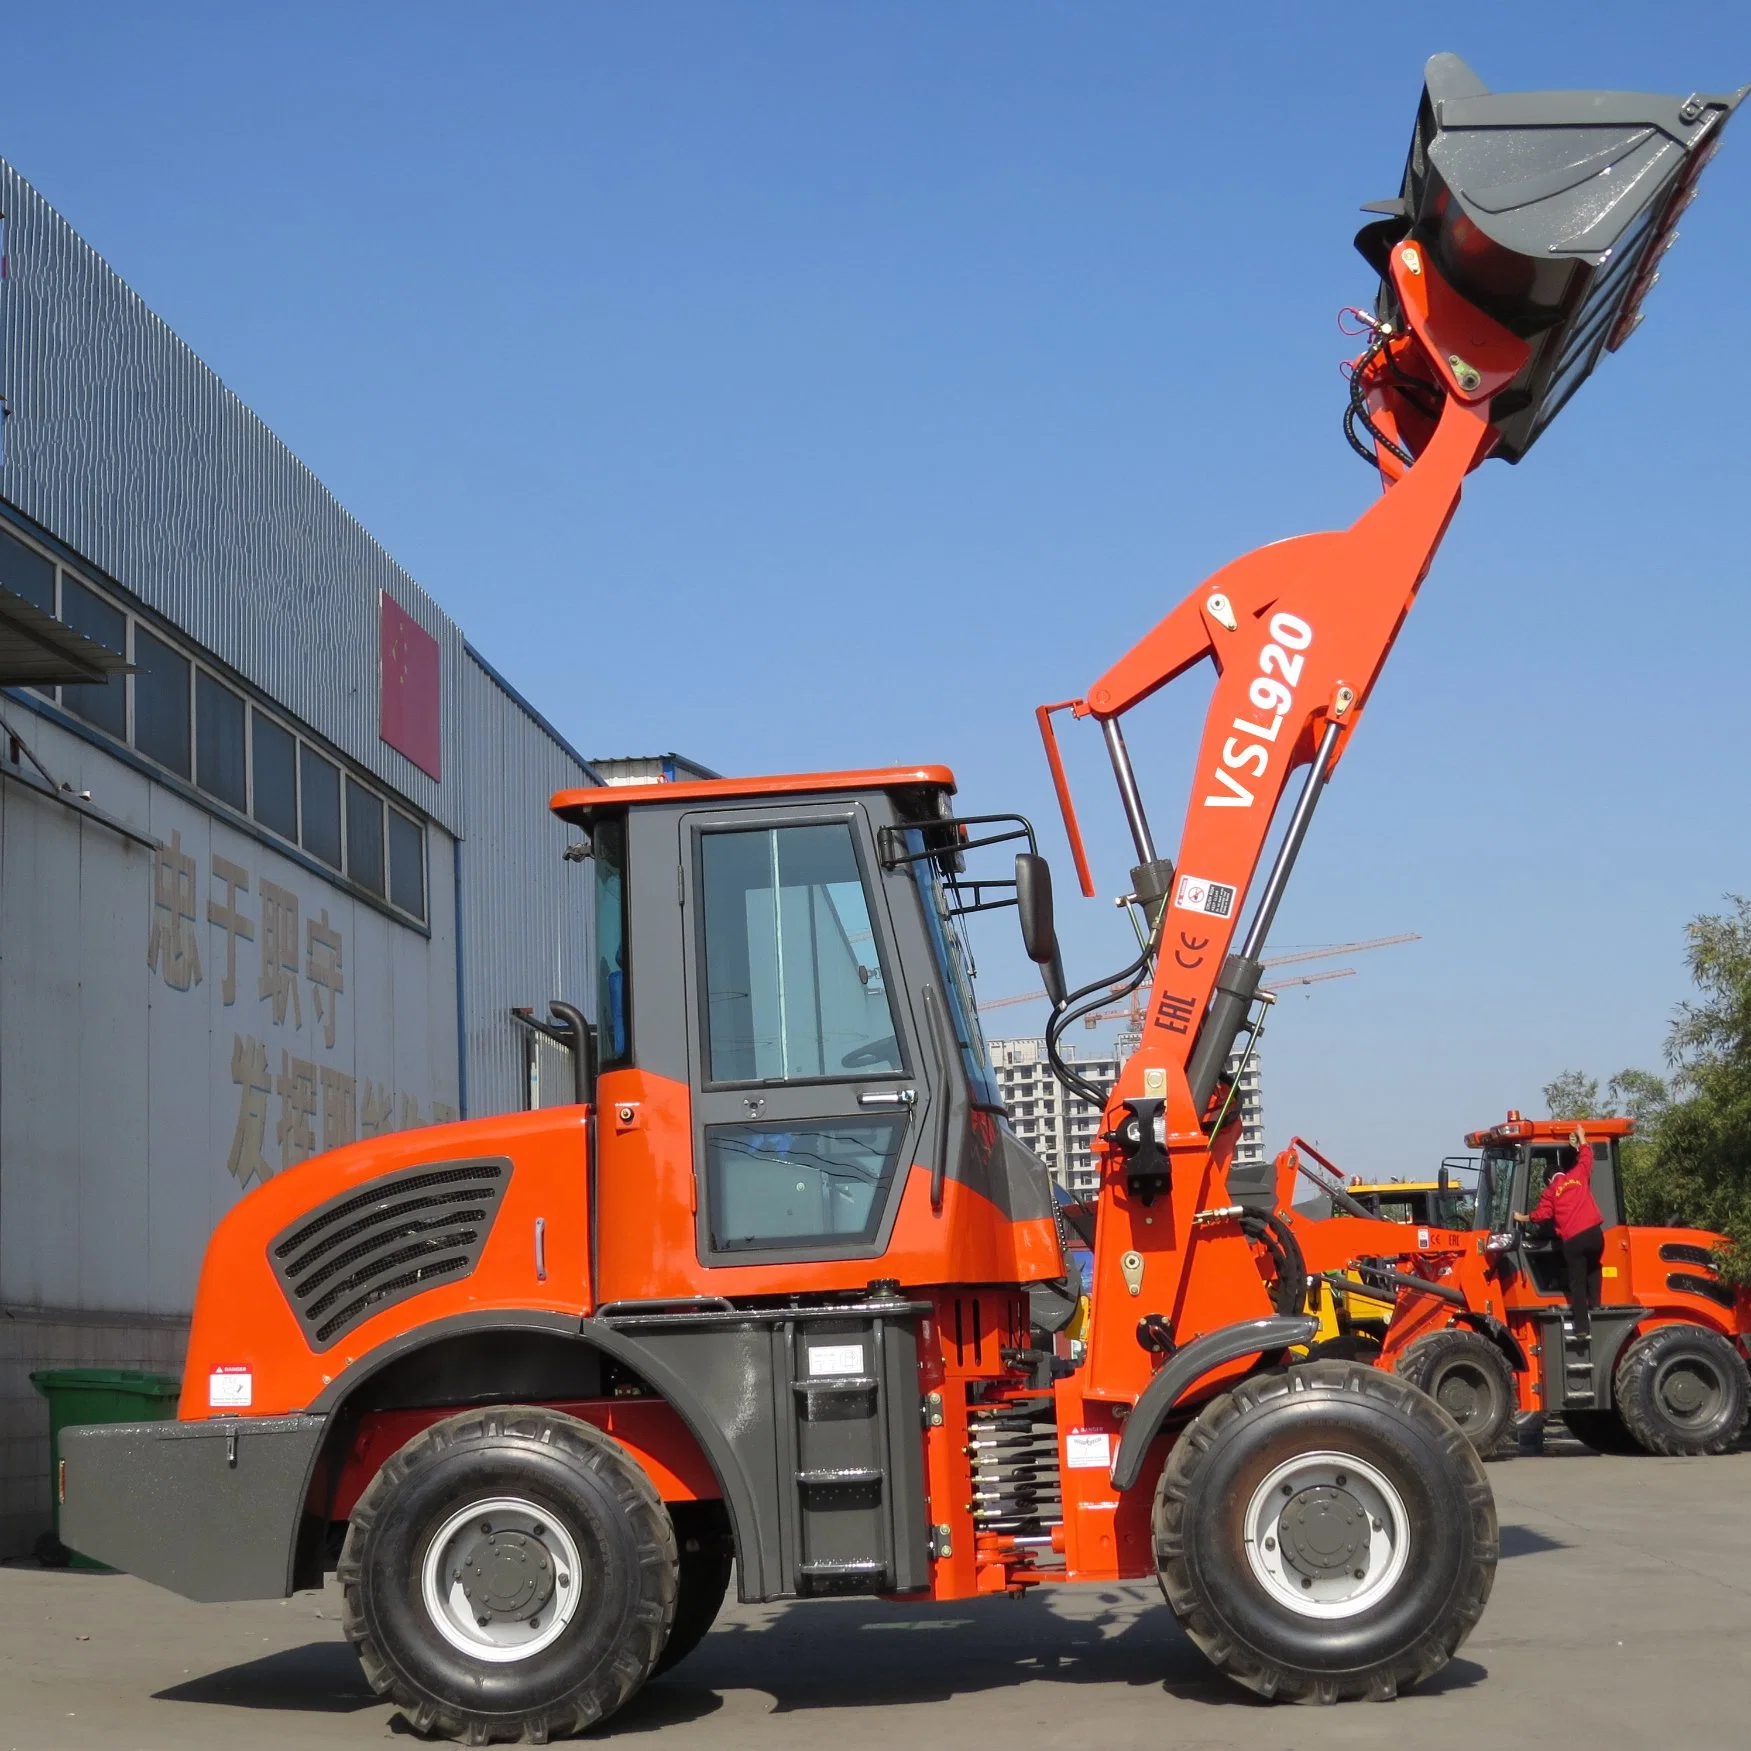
[[59, 1414, 326, 1602]]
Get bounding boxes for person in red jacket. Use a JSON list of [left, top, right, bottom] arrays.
[[1517, 1126, 1606, 1335]]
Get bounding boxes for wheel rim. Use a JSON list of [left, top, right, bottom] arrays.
[[1654, 1353, 1725, 1428], [420, 1496, 585, 1663], [1243, 1450, 1410, 1620], [1433, 1361, 1492, 1431]]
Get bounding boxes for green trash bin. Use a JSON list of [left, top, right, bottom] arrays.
[[29, 1368, 182, 1569]]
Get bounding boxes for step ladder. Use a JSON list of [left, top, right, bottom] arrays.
[[1558, 1315, 1596, 1408]]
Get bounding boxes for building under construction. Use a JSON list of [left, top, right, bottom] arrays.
[[991, 1033, 1264, 1196]]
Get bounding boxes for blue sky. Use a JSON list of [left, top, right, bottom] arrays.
[[7, 3, 1750, 1174]]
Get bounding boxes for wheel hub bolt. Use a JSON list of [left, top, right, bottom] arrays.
[[1335, 1474, 1347, 1486], [1372, 1518, 1382, 1531], [1263, 1536, 1276, 1551], [480, 1521, 493, 1534], [1354, 1568, 1365, 1580], [559, 1574, 571, 1588], [1301, 1577, 1312, 1589], [1281, 1484, 1292, 1496]]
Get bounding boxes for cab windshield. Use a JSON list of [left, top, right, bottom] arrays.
[[1359, 1189, 1474, 1228], [905, 829, 1001, 1108], [1479, 1148, 1520, 1234]]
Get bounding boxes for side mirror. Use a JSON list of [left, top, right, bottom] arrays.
[[1015, 853, 1069, 1009]]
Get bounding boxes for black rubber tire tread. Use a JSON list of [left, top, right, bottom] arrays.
[[1613, 1323, 1751, 1457], [1152, 1360, 1497, 1704], [338, 1405, 677, 1744], [651, 1506, 732, 1678], [1394, 1329, 1518, 1458], [1560, 1407, 1644, 1456]]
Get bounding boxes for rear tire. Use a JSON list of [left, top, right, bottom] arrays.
[[1560, 1407, 1643, 1456], [652, 1504, 732, 1677], [1613, 1324, 1750, 1456], [338, 1406, 677, 1743], [1394, 1330, 1517, 1458], [1152, 1360, 1496, 1703]]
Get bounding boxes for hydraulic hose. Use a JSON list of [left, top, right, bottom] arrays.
[[1238, 1208, 1308, 1317], [1043, 942, 1155, 1108]]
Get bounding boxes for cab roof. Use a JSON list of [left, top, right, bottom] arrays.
[[1465, 1113, 1635, 1148], [550, 764, 957, 829]]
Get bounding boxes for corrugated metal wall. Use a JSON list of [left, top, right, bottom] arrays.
[[0, 156, 602, 1118], [0, 715, 461, 1317], [0, 159, 465, 831], [457, 650, 594, 1114]]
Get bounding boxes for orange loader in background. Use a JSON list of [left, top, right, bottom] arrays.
[[1274, 1119, 1751, 1458], [54, 57, 1744, 1744]]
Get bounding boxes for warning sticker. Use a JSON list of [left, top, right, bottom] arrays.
[[1064, 1431, 1112, 1470], [208, 1368, 252, 1409], [1174, 874, 1236, 919], [808, 1344, 865, 1377]]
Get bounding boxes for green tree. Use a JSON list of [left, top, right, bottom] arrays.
[[1546, 897, 1751, 1279], [1544, 1067, 1670, 1228], [1542, 1069, 1602, 1120], [1646, 897, 1751, 1278]]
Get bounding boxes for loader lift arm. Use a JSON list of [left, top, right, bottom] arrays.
[[1031, 56, 1744, 1415]]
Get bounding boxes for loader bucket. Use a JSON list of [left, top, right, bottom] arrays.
[[1360, 54, 1747, 461]]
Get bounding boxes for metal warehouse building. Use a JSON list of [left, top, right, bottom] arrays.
[[0, 161, 600, 1557]]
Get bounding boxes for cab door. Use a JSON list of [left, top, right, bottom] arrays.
[[681, 804, 931, 1267], [1515, 1146, 1571, 1298]]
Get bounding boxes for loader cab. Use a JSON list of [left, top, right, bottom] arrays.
[[1471, 1114, 1630, 1299], [1344, 1177, 1474, 1230], [549, 766, 1066, 1306]]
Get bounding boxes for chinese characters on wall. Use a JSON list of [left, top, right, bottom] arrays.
[[148, 833, 455, 1191]]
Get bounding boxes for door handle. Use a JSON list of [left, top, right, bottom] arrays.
[[857, 1089, 917, 1108]]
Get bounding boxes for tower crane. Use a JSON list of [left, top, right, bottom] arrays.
[[976, 933, 1416, 1025]]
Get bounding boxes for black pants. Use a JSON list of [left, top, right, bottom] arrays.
[[1562, 1225, 1605, 1332]]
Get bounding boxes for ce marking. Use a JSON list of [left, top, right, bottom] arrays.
[[1175, 930, 1209, 970]]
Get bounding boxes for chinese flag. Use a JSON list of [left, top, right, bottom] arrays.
[[379, 593, 442, 780]]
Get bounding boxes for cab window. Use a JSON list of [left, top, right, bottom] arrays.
[[1480, 1149, 1519, 1233], [1526, 1146, 1564, 1216], [704, 1117, 904, 1250], [593, 815, 631, 1068], [699, 822, 902, 1083], [904, 828, 1001, 1107]]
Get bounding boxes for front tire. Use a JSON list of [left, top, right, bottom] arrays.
[[1613, 1324, 1750, 1456], [339, 1406, 677, 1743], [1395, 1330, 1517, 1458], [1152, 1360, 1497, 1702]]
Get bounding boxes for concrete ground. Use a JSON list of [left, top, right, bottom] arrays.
[[4, 1438, 1749, 1751]]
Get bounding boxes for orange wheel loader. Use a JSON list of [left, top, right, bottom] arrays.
[[58, 56, 1744, 1743], [1267, 1137, 1519, 1454], [1276, 1123, 1751, 1458]]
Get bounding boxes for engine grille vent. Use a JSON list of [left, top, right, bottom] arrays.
[[1659, 1241, 1716, 1269], [270, 1159, 511, 1349], [1667, 1271, 1736, 1310]]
